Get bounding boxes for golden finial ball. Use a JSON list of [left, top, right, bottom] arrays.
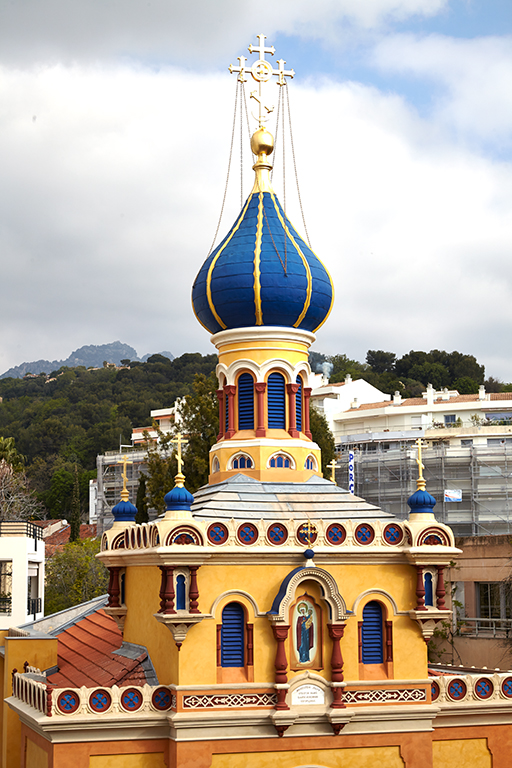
[[251, 127, 274, 156]]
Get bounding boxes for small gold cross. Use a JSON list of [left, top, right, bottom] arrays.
[[117, 456, 133, 501]]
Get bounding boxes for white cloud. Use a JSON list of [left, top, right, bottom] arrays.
[[0, 0, 448, 66], [372, 33, 512, 143], [2, 60, 512, 381]]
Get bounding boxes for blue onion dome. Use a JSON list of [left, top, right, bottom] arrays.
[[165, 480, 194, 512], [112, 496, 137, 522], [192, 127, 334, 335], [407, 488, 436, 515]]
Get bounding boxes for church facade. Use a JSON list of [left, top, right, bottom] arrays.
[[4, 35, 512, 768]]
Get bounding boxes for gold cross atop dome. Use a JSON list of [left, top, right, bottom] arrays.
[[414, 437, 428, 491], [117, 456, 133, 502], [328, 459, 337, 485], [229, 34, 295, 127], [170, 432, 188, 487]]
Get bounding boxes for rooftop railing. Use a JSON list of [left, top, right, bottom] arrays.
[[0, 522, 43, 541]]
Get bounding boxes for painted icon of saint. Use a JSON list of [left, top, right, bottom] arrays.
[[296, 601, 314, 663]]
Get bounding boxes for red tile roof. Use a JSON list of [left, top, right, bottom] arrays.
[[351, 392, 512, 411], [44, 523, 98, 557], [47, 609, 149, 688]]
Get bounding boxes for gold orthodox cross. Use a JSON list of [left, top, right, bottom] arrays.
[[328, 459, 337, 484], [170, 432, 187, 475], [229, 34, 295, 127], [299, 519, 317, 547], [414, 437, 428, 490], [117, 456, 132, 501]]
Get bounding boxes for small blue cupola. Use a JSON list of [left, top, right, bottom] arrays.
[[112, 496, 137, 523], [164, 470, 194, 519], [407, 487, 436, 516]]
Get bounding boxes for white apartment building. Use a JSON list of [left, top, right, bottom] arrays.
[[0, 522, 45, 629], [323, 382, 512, 536]]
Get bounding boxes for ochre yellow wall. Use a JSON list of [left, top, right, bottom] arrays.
[[89, 754, 166, 768], [217, 341, 308, 369], [122, 558, 426, 686], [123, 566, 180, 684], [210, 745, 404, 768], [433, 738, 491, 768], [26, 739, 48, 768], [2, 637, 57, 768]]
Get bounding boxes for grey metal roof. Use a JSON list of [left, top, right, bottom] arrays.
[[191, 474, 394, 520]]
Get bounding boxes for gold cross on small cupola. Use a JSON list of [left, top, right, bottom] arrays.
[[229, 34, 295, 127], [414, 437, 429, 491], [117, 456, 133, 502], [170, 432, 188, 487], [328, 459, 337, 485]]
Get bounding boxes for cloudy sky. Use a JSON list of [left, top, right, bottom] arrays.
[[1, 0, 512, 380]]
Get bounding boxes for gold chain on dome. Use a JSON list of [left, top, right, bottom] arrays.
[[208, 35, 311, 266]]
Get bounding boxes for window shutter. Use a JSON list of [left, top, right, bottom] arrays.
[[176, 574, 186, 611], [424, 573, 433, 607], [238, 373, 254, 430], [267, 372, 286, 429], [296, 376, 303, 432], [362, 601, 383, 664], [221, 602, 245, 667]]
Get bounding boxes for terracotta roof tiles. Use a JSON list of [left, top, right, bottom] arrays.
[[47, 609, 151, 689]]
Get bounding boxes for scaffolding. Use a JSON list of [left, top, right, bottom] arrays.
[[336, 443, 512, 536], [96, 449, 147, 536]]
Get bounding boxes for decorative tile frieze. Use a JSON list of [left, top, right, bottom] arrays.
[[343, 687, 427, 704], [182, 692, 277, 709]]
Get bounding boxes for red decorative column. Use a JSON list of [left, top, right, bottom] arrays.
[[304, 388, 312, 439], [216, 625, 221, 666], [108, 567, 121, 608], [255, 382, 267, 437], [385, 621, 393, 662], [224, 385, 236, 439], [159, 566, 176, 614], [272, 625, 290, 710], [246, 623, 254, 666], [286, 383, 300, 438], [216, 389, 224, 441], [436, 566, 446, 609], [415, 565, 427, 611], [189, 566, 200, 613], [328, 624, 346, 709]]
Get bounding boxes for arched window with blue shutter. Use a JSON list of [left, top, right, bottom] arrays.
[[176, 574, 186, 610], [221, 602, 245, 667], [238, 373, 254, 430], [361, 601, 383, 664], [296, 375, 303, 432], [267, 372, 286, 429], [424, 573, 433, 607]]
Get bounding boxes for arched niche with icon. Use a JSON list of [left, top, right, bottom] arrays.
[[289, 591, 323, 671]]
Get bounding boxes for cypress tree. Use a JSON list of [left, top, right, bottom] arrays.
[[69, 464, 81, 542]]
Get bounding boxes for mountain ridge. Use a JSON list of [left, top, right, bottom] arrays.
[[1, 342, 174, 379]]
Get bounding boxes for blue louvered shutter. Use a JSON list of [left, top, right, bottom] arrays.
[[267, 372, 286, 429], [424, 573, 433, 607], [221, 602, 245, 667], [362, 601, 383, 664], [296, 376, 303, 432], [238, 373, 254, 430], [176, 574, 186, 610]]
